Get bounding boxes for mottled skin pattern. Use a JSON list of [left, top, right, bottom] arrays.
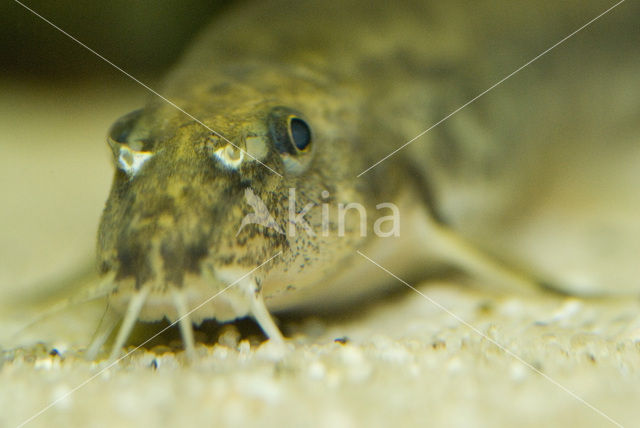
[[95, 0, 640, 355], [97, 59, 395, 310], [94, 4, 394, 346], [97, 1, 445, 318]]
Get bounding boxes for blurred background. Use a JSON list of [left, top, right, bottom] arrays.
[[1, 0, 236, 78]]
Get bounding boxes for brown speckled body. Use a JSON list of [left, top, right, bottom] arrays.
[[97, 1, 442, 325], [95, 0, 640, 357]]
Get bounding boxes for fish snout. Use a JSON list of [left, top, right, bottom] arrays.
[[114, 221, 210, 289]]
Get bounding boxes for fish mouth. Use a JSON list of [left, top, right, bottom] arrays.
[[98, 268, 261, 363], [106, 233, 258, 324], [97, 249, 285, 361], [107, 271, 254, 324]]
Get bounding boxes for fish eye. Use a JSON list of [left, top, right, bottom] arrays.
[[268, 107, 313, 155], [268, 107, 314, 175], [289, 117, 311, 151]]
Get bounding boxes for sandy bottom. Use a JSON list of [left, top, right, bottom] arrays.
[[2, 284, 640, 428], [1, 79, 639, 428]]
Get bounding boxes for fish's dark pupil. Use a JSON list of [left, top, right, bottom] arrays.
[[289, 117, 311, 151]]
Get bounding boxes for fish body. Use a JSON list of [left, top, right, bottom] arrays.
[[94, 0, 640, 358]]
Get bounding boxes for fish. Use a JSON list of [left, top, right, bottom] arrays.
[[11, 0, 640, 360]]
